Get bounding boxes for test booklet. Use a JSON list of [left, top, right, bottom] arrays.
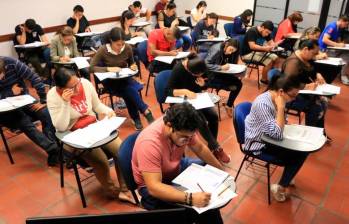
[[165, 92, 215, 110], [0, 95, 36, 112], [299, 84, 340, 96], [95, 68, 138, 81], [172, 163, 237, 214], [155, 52, 191, 64]]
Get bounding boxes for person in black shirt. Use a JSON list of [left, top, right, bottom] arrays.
[[165, 53, 231, 164], [14, 19, 50, 79], [67, 5, 91, 49], [241, 20, 278, 84], [205, 39, 243, 116], [192, 13, 219, 52]]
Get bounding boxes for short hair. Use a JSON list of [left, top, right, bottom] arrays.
[[166, 1, 176, 10], [288, 11, 303, 23], [170, 26, 181, 39], [196, 1, 207, 9], [206, 12, 218, 20], [298, 39, 319, 50], [302, 26, 321, 38], [73, 5, 84, 13], [268, 73, 302, 92], [54, 67, 76, 88], [109, 27, 127, 43], [261, 20, 274, 31], [24, 19, 37, 30], [339, 14, 349, 22], [187, 53, 207, 74], [163, 103, 203, 132], [133, 1, 142, 8], [58, 26, 74, 37], [0, 58, 5, 74]]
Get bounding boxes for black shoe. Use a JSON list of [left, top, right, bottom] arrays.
[[133, 119, 143, 131], [144, 110, 155, 124], [47, 152, 59, 167]]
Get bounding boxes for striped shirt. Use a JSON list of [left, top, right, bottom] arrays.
[[244, 91, 283, 153], [0, 56, 45, 101]]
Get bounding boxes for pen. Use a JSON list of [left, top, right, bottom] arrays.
[[218, 185, 230, 196], [197, 183, 205, 192]]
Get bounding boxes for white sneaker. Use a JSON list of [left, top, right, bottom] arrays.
[[270, 184, 286, 202], [341, 75, 349, 85]]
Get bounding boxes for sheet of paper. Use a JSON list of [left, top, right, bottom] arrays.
[[14, 41, 47, 48], [0, 101, 15, 112], [70, 57, 90, 69], [315, 57, 345, 66], [75, 32, 102, 37], [197, 37, 227, 43], [165, 93, 214, 109], [178, 26, 190, 32], [62, 117, 126, 148], [283, 124, 324, 145], [221, 64, 247, 74], [154, 56, 175, 64], [175, 51, 191, 59], [94, 72, 117, 81], [5, 95, 36, 107], [132, 21, 151, 27], [299, 84, 340, 95], [125, 36, 147, 45], [119, 68, 138, 77]]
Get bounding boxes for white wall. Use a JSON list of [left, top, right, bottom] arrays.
[[0, 0, 253, 57]]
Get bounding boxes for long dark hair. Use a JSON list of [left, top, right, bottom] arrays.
[[108, 27, 127, 43], [54, 67, 77, 88], [196, 1, 207, 9], [166, 1, 176, 10], [186, 53, 207, 74], [120, 10, 135, 31], [268, 73, 302, 92], [240, 9, 253, 24]]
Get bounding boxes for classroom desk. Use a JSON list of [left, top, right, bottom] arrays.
[[14, 42, 48, 50], [314, 57, 345, 83], [214, 64, 247, 77]]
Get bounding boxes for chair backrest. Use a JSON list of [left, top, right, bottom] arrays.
[[236, 34, 245, 56], [136, 40, 149, 68], [186, 16, 193, 29], [154, 70, 172, 105], [117, 132, 140, 191], [233, 102, 252, 145], [224, 23, 234, 37]]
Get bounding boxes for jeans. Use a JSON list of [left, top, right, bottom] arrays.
[[286, 94, 327, 127], [138, 157, 223, 224], [104, 78, 148, 121], [149, 60, 174, 74], [25, 47, 51, 78], [257, 145, 309, 187], [208, 74, 243, 107], [0, 105, 58, 155], [175, 35, 192, 51], [197, 108, 220, 151]]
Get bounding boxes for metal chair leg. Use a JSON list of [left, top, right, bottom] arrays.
[[0, 127, 14, 164], [217, 103, 221, 121], [267, 163, 271, 205], [145, 73, 152, 96], [72, 160, 87, 208], [234, 155, 248, 181], [59, 141, 64, 188], [109, 95, 115, 110]]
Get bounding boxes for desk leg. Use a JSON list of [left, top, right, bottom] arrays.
[[59, 142, 64, 188], [72, 161, 87, 208]]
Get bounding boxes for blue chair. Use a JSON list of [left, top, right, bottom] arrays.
[[154, 70, 172, 113], [224, 23, 234, 38], [117, 132, 141, 205], [233, 102, 279, 204], [136, 40, 154, 96]]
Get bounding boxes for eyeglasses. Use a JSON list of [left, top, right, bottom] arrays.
[[67, 78, 81, 91]]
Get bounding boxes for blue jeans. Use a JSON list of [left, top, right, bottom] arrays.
[[176, 35, 192, 51], [257, 145, 309, 187], [286, 94, 327, 127], [104, 78, 148, 121], [138, 158, 223, 224], [0, 105, 58, 155]]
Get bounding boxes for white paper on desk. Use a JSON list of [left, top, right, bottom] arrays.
[[5, 95, 36, 107], [95, 72, 117, 81], [165, 92, 214, 109], [70, 57, 90, 69], [173, 163, 237, 214], [155, 52, 191, 64], [299, 84, 340, 95], [62, 117, 126, 148], [283, 124, 324, 145], [225, 64, 247, 74], [132, 21, 151, 27], [119, 68, 138, 77], [75, 32, 102, 37], [315, 57, 345, 66], [197, 37, 227, 42], [0, 101, 14, 112], [14, 41, 47, 48], [125, 36, 147, 45], [178, 26, 190, 31]]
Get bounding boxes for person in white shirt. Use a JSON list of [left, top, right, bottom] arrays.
[[190, 1, 207, 27], [128, 1, 152, 35]]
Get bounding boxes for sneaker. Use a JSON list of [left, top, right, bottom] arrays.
[[47, 152, 59, 167], [213, 147, 231, 164], [144, 110, 155, 124], [133, 119, 143, 131], [270, 184, 286, 202], [341, 75, 349, 85]]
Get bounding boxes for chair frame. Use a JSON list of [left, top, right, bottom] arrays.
[[0, 126, 15, 164]]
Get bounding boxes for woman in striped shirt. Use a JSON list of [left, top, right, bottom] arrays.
[[244, 74, 309, 202]]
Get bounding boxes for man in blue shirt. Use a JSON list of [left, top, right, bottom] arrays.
[[0, 56, 59, 166], [319, 15, 349, 84]]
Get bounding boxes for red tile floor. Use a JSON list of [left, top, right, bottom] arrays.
[[1, 66, 349, 224]]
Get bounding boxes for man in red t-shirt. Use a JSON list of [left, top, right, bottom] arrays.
[[147, 27, 181, 73], [132, 103, 224, 224]]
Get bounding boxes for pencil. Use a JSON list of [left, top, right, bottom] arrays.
[[197, 183, 205, 192], [218, 185, 230, 196]]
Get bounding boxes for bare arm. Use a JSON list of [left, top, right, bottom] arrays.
[[40, 34, 49, 45], [149, 42, 177, 56], [145, 9, 152, 21], [190, 139, 224, 170], [248, 41, 273, 52], [323, 34, 343, 47]]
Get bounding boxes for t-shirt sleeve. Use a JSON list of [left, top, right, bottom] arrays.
[[15, 25, 22, 35], [246, 29, 257, 43], [67, 18, 76, 28], [136, 140, 162, 173], [84, 16, 90, 27], [148, 31, 157, 46]]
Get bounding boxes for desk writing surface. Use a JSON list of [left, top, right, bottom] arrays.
[[0, 95, 36, 113], [215, 64, 247, 75], [328, 44, 349, 51], [14, 42, 48, 49], [75, 32, 102, 37]]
